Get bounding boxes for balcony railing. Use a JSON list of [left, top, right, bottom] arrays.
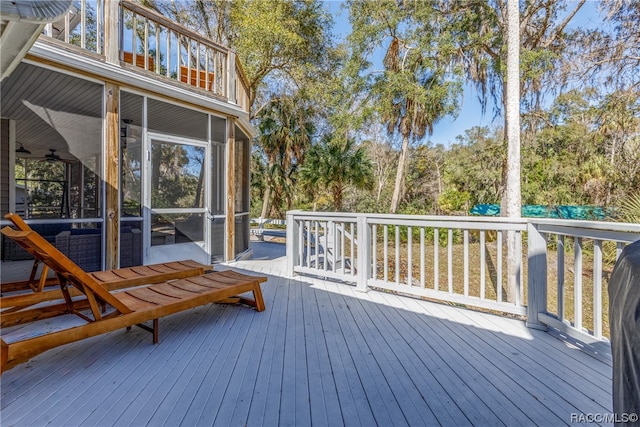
[[40, 0, 250, 109], [286, 211, 640, 344]]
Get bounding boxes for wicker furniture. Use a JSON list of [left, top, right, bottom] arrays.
[[1, 223, 70, 261], [55, 227, 142, 272]]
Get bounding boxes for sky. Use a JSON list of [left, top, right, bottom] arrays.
[[325, 0, 604, 148]]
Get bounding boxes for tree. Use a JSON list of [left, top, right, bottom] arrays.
[[140, 0, 333, 112], [347, 0, 461, 213], [504, 0, 521, 303], [299, 135, 373, 211], [256, 96, 315, 218]]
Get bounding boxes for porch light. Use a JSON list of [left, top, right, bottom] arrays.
[[15, 142, 31, 155]]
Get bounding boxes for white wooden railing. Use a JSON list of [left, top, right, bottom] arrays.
[[526, 219, 640, 343], [40, 0, 250, 109], [286, 210, 640, 343]]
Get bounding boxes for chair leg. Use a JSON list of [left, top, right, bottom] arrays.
[[153, 319, 159, 344]]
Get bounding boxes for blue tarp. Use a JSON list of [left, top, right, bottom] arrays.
[[470, 204, 615, 220]]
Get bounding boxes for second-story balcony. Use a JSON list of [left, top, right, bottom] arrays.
[[37, 0, 250, 112]]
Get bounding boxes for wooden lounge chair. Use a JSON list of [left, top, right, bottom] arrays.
[[0, 227, 267, 373], [1, 213, 212, 320]]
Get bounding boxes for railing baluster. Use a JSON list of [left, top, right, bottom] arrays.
[[144, 17, 149, 70], [332, 221, 337, 273], [407, 226, 413, 286], [324, 221, 329, 272], [480, 230, 485, 300], [384, 225, 388, 282], [557, 235, 565, 322], [155, 23, 160, 73], [515, 231, 523, 307], [593, 239, 603, 339], [65, 12, 70, 43], [298, 220, 304, 269], [463, 229, 469, 297], [434, 228, 439, 291], [574, 237, 583, 331], [350, 223, 355, 276], [81, 0, 86, 49], [497, 230, 503, 302], [305, 220, 310, 268], [448, 228, 453, 295], [340, 222, 345, 273], [420, 227, 425, 289], [196, 42, 201, 88], [616, 241, 624, 261], [166, 29, 171, 77], [372, 224, 377, 280], [97, 0, 102, 54], [395, 226, 400, 285], [315, 221, 319, 271]]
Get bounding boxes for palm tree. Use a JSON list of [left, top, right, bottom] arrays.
[[256, 96, 315, 218], [300, 135, 373, 211], [504, 0, 521, 304], [375, 28, 458, 214]]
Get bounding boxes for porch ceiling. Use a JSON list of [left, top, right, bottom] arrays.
[[1, 62, 102, 161], [2, 63, 237, 163], [0, 0, 72, 82]]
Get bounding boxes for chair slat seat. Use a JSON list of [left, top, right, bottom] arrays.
[[0, 222, 267, 374]]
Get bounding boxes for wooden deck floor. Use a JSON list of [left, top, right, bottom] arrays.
[[1, 256, 612, 426]]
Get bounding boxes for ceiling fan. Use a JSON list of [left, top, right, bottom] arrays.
[[15, 142, 31, 155], [45, 149, 62, 162]]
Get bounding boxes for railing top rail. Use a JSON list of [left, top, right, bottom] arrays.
[[120, 0, 230, 55], [287, 210, 529, 225], [234, 55, 251, 93], [529, 218, 640, 233], [288, 211, 640, 232]]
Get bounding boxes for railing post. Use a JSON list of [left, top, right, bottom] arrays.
[[227, 51, 236, 103], [356, 214, 370, 292], [104, 0, 119, 64], [286, 211, 299, 277], [526, 222, 548, 330]]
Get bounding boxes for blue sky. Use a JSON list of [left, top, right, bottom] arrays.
[[325, 0, 603, 148]]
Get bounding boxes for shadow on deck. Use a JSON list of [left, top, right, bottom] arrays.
[[1, 241, 612, 426]]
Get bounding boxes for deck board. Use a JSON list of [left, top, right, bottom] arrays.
[[0, 261, 613, 427]]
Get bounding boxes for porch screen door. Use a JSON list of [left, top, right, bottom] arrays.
[[144, 133, 210, 265]]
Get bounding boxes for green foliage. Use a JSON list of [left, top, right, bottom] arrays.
[[140, 0, 639, 221], [620, 193, 640, 224], [256, 96, 316, 217], [299, 135, 373, 211], [438, 189, 471, 214]]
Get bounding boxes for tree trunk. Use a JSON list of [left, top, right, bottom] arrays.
[[333, 182, 343, 211], [390, 134, 410, 214], [504, 0, 522, 304], [260, 186, 271, 220]]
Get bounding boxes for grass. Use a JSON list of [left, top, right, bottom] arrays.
[[371, 239, 615, 339]]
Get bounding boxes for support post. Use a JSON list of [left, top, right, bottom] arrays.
[[286, 211, 299, 277], [104, 82, 120, 270], [356, 214, 370, 292], [225, 118, 235, 261], [526, 222, 547, 330]]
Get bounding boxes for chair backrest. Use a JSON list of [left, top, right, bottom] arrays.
[[4, 212, 31, 232], [1, 226, 131, 314]]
